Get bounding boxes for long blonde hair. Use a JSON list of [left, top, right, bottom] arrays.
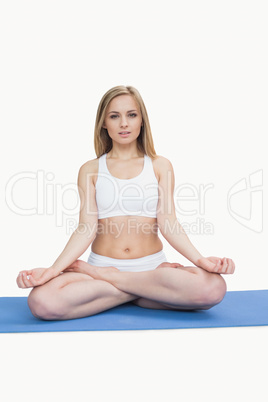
[[94, 85, 157, 159]]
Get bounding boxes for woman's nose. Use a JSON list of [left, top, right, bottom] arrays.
[[120, 117, 128, 127]]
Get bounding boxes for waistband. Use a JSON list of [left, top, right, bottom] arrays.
[[88, 250, 166, 267]]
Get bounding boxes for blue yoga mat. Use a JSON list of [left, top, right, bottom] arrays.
[[0, 290, 267, 333]]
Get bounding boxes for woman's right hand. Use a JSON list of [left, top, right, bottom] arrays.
[[16, 267, 59, 289]]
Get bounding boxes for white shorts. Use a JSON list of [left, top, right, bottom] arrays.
[[87, 250, 168, 272]]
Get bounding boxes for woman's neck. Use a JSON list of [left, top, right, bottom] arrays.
[[107, 144, 143, 160]]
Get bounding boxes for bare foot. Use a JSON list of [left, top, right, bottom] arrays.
[[156, 262, 184, 269], [89, 265, 120, 281], [64, 260, 94, 276], [65, 259, 119, 281]]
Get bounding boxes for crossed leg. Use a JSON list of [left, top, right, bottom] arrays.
[[132, 265, 226, 310], [82, 262, 227, 311], [27, 261, 226, 321], [28, 272, 140, 320]]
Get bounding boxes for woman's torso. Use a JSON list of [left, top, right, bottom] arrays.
[[90, 152, 163, 259]]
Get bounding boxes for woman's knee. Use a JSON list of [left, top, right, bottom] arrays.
[[199, 273, 227, 308], [179, 266, 227, 307], [27, 287, 64, 320]]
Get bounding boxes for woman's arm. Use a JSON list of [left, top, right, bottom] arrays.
[[50, 161, 99, 274], [50, 223, 97, 274], [155, 156, 235, 274], [158, 216, 203, 265], [17, 161, 99, 288], [156, 156, 203, 265]]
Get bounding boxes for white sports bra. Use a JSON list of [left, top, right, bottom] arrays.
[[95, 153, 159, 219]]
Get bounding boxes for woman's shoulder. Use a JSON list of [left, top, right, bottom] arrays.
[[79, 157, 99, 172], [152, 154, 171, 163], [78, 157, 100, 186], [152, 154, 173, 169], [151, 155, 174, 181]]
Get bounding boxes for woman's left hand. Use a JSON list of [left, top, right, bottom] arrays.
[[196, 256, 235, 274]]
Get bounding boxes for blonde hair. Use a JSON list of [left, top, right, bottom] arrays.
[[93, 85, 157, 159]]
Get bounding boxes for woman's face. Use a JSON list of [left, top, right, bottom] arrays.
[[103, 95, 143, 144]]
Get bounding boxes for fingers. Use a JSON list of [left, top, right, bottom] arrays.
[[214, 257, 235, 275], [17, 270, 42, 288], [226, 258, 235, 274], [210, 256, 222, 264], [211, 259, 221, 273], [17, 272, 26, 288], [221, 258, 227, 274], [222, 257, 235, 274], [16, 273, 23, 288], [27, 275, 39, 287], [17, 271, 34, 288]]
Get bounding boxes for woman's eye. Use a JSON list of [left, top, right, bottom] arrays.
[[110, 113, 137, 119]]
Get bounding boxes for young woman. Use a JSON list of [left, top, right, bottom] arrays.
[[17, 85, 235, 320]]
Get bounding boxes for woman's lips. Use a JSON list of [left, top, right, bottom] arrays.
[[119, 132, 131, 137]]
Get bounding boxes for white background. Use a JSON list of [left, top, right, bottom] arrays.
[[1, 1, 267, 401]]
